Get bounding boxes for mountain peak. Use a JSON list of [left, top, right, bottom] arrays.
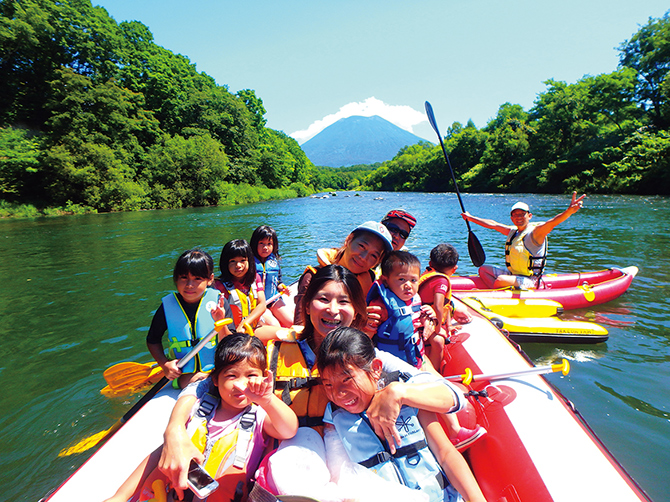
[[301, 115, 428, 167]]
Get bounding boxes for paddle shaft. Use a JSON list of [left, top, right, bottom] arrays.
[[445, 360, 570, 383], [120, 321, 223, 424], [424, 101, 473, 233]]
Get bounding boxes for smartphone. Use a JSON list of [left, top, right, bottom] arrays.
[[187, 459, 219, 499]]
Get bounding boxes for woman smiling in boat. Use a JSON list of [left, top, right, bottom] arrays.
[[289, 220, 393, 332]]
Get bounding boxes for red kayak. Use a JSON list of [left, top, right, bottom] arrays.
[[451, 266, 638, 310]]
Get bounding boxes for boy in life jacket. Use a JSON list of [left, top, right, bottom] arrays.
[[366, 251, 434, 370], [146, 249, 234, 390], [103, 333, 298, 502], [418, 244, 462, 371], [317, 327, 487, 502]]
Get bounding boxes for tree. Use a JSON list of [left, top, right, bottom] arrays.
[[0, 126, 40, 199], [619, 11, 670, 128], [142, 133, 229, 208], [237, 89, 267, 131]]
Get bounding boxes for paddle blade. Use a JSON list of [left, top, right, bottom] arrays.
[[104, 361, 154, 385], [101, 366, 164, 397], [104, 363, 163, 392], [468, 230, 486, 267], [58, 421, 121, 457]]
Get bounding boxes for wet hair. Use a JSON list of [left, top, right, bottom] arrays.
[[250, 225, 280, 261], [209, 332, 267, 387], [430, 244, 459, 271], [219, 239, 257, 287], [316, 326, 376, 375], [299, 265, 367, 344], [172, 248, 214, 283], [380, 250, 421, 277]]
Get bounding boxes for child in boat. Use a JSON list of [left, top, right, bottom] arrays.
[[365, 251, 431, 369], [368, 250, 486, 451], [214, 239, 267, 332], [317, 326, 487, 502], [146, 248, 233, 389], [103, 332, 298, 502], [250, 225, 293, 328], [418, 243, 461, 369]]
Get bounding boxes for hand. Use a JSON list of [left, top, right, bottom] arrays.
[[158, 423, 204, 498], [367, 382, 404, 454], [566, 191, 586, 215], [234, 370, 275, 406], [365, 305, 382, 335], [210, 294, 228, 323], [461, 211, 472, 221], [161, 359, 182, 381], [453, 304, 472, 324]]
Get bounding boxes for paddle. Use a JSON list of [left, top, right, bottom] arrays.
[[101, 318, 254, 396], [59, 318, 232, 457], [103, 361, 162, 390], [445, 358, 570, 385], [424, 101, 486, 267]]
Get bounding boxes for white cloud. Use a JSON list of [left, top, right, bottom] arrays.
[[290, 97, 427, 144]]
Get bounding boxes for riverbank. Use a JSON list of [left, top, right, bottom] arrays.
[[0, 183, 309, 219]]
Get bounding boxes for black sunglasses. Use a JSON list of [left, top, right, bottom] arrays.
[[383, 222, 409, 240]]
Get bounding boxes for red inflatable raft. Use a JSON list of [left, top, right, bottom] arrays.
[[42, 294, 651, 502], [451, 266, 638, 310]]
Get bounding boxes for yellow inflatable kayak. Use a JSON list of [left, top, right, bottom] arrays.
[[459, 297, 608, 344], [460, 296, 563, 317]]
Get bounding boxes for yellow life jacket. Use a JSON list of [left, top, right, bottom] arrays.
[[267, 339, 328, 434], [504, 223, 547, 277], [139, 395, 257, 502], [221, 281, 258, 329]]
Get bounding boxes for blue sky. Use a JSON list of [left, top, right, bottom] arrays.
[[95, 0, 668, 144]]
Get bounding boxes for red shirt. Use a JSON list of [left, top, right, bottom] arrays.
[[418, 273, 451, 305]]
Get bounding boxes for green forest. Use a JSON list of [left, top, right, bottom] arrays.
[[0, 0, 321, 216], [366, 13, 670, 195], [1, 3, 669, 219]]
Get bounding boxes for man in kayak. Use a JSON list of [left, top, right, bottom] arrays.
[[461, 192, 586, 289]]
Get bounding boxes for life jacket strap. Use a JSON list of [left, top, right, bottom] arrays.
[[298, 415, 324, 428], [275, 377, 320, 405], [394, 439, 427, 463], [233, 407, 257, 468], [196, 393, 218, 419], [360, 451, 393, 468]]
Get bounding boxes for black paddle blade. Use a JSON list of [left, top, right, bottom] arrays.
[[425, 101, 440, 136], [468, 231, 486, 267]]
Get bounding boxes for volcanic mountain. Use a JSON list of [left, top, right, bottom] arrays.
[[300, 115, 428, 167]]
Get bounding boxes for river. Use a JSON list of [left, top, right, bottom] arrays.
[[0, 192, 668, 501]]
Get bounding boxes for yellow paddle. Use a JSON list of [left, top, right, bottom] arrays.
[[100, 320, 254, 396], [446, 359, 571, 385], [100, 365, 165, 397], [103, 361, 162, 389], [59, 318, 233, 457]]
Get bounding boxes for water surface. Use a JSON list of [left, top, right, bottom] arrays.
[[0, 192, 668, 501]]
